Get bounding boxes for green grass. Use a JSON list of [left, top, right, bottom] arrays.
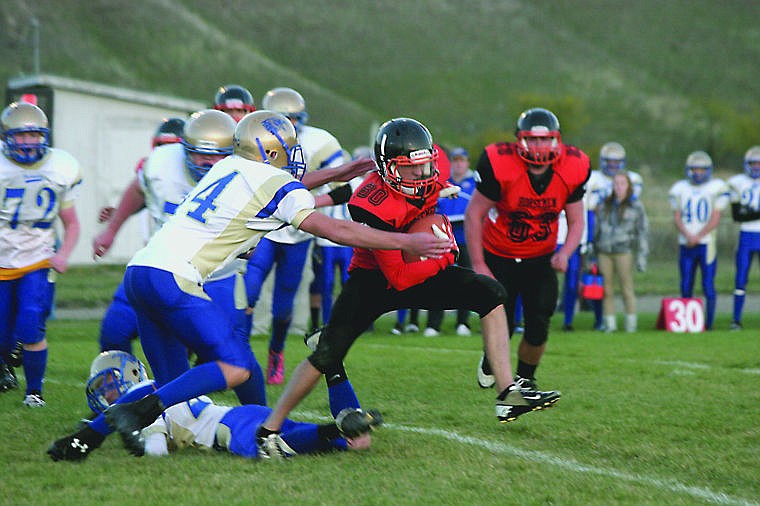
[[1, 314, 758, 505]]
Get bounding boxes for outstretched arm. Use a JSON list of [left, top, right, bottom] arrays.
[[298, 211, 451, 259], [301, 158, 376, 189]]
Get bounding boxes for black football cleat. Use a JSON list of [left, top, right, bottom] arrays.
[[335, 408, 384, 438], [105, 394, 165, 456]]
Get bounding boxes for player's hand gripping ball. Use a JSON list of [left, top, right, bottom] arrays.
[[402, 214, 457, 262]]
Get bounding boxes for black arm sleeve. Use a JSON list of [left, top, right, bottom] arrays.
[[731, 203, 760, 222], [326, 184, 353, 206]]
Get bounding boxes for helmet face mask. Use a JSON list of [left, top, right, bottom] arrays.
[[599, 142, 626, 177], [744, 145, 760, 179], [182, 109, 236, 182], [685, 150, 713, 185], [1, 102, 50, 164], [261, 87, 308, 127], [233, 110, 307, 180], [514, 108, 562, 165], [86, 351, 148, 414], [374, 117, 439, 200]]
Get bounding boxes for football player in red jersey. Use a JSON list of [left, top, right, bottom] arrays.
[[466, 108, 590, 396], [255, 118, 560, 454]]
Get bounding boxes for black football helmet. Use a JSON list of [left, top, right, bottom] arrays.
[[152, 117, 185, 148], [374, 118, 439, 199], [514, 108, 562, 165], [213, 84, 256, 113]]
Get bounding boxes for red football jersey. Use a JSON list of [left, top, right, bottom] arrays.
[[347, 171, 454, 291], [478, 142, 590, 259]]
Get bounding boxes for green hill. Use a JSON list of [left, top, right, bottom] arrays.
[[2, 0, 757, 174]]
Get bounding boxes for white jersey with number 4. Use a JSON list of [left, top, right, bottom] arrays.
[[128, 155, 316, 286]]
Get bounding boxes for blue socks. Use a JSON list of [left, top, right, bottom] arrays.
[[154, 361, 227, 408], [22, 348, 47, 394]]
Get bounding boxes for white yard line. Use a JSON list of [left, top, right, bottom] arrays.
[[294, 407, 757, 506]]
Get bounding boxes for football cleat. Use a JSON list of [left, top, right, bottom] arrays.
[[8, 341, 23, 367], [404, 323, 420, 333], [256, 429, 297, 460], [423, 327, 440, 338], [335, 408, 384, 438], [729, 321, 743, 331], [495, 384, 561, 423], [390, 323, 403, 335], [514, 375, 539, 391], [477, 353, 495, 389], [47, 424, 106, 462], [23, 391, 46, 407], [105, 394, 165, 456], [456, 324, 471, 337], [0, 363, 18, 392], [266, 350, 284, 385]]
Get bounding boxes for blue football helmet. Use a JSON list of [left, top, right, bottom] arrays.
[[1, 102, 50, 164], [685, 150, 713, 185], [86, 351, 149, 414], [744, 146, 760, 179]]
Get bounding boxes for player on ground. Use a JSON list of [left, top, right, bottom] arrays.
[[47, 350, 380, 461]]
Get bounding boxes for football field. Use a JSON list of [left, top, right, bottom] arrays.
[[0, 312, 758, 506]]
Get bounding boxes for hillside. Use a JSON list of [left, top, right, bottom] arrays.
[[1, 0, 757, 175]]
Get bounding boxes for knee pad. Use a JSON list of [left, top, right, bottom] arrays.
[[472, 276, 507, 317], [522, 313, 550, 346], [308, 341, 343, 375]]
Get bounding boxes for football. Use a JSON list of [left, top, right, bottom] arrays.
[[402, 214, 451, 263]]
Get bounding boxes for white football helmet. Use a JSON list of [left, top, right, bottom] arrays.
[[1, 102, 50, 164], [744, 145, 760, 179], [86, 351, 149, 414], [685, 150, 713, 185], [233, 110, 307, 180], [599, 142, 626, 177]]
